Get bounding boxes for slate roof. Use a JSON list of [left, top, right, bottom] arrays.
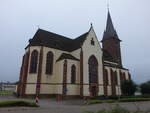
[[56, 53, 79, 62], [102, 11, 121, 42], [27, 29, 88, 52]]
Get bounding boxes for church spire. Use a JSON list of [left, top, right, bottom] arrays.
[[102, 10, 120, 42], [101, 10, 122, 66]]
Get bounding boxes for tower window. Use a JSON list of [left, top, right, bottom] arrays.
[[91, 38, 95, 45]]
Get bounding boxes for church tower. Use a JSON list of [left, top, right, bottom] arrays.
[[102, 11, 122, 66]]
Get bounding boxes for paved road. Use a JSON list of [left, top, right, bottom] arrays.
[[0, 96, 150, 113]]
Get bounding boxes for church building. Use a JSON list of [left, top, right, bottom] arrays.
[[17, 11, 131, 98]]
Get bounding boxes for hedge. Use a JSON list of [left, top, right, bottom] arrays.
[[88, 98, 150, 105], [0, 100, 39, 107], [119, 98, 150, 102]]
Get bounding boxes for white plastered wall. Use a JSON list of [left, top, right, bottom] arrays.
[[40, 47, 66, 94], [25, 46, 68, 94], [25, 46, 81, 95], [65, 59, 80, 95]]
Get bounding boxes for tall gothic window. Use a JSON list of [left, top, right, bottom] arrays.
[[62, 60, 67, 95], [111, 69, 114, 84], [30, 50, 38, 73], [128, 72, 131, 80], [114, 71, 118, 85], [104, 69, 109, 85], [46, 51, 53, 74], [120, 71, 123, 84], [120, 71, 126, 84], [71, 65, 76, 84], [122, 72, 126, 81], [88, 55, 98, 83]]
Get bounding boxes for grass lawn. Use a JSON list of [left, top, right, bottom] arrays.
[[0, 100, 39, 107]]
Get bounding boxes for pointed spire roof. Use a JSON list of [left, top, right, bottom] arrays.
[[102, 11, 121, 41]]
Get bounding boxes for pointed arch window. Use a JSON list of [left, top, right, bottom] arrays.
[[114, 71, 118, 85], [30, 50, 38, 73], [104, 69, 109, 85], [128, 72, 131, 80], [120, 71, 123, 84], [88, 55, 98, 83], [46, 51, 54, 75], [122, 72, 126, 81], [71, 65, 76, 84], [120, 71, 126, 84], [91, 38, 95, 45]]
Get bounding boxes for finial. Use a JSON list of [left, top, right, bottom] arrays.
[[90, 22, 93, 27]]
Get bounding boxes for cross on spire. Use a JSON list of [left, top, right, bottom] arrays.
[[107, 2, 109, 11], [107, 0, 110, 11]]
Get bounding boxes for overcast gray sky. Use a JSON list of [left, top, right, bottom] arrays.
[[0, 0, 150, 84]]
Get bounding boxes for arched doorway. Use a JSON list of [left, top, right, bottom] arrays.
[[88, 55, 98, 97]]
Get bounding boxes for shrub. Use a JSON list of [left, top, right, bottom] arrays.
[[88, 99, 116, 105], [108, 96, 119, 100], [140, 81, 150, 95], [0, 100, 39, 107], [121, 80, 137, 96], [119, 98, 150, 102]]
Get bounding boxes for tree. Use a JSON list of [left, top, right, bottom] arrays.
[[140, 81, 150, 95], [121, 80, 137, 96]]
